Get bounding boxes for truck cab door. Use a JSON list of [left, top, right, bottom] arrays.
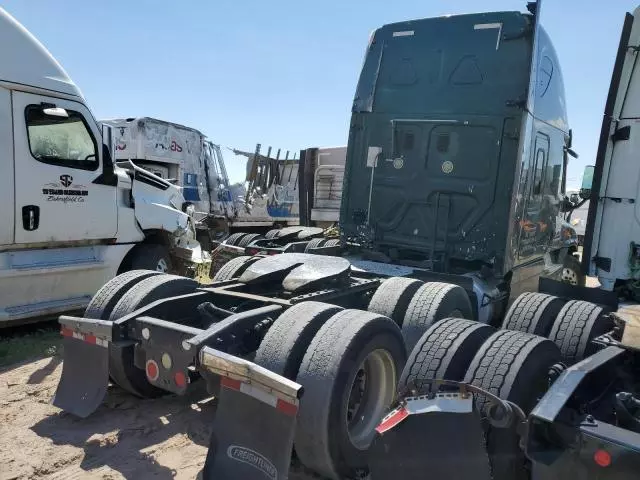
[[12, 92, 118, 244]]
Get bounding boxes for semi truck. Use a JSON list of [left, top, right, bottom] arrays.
[[51, 2, 607, 479], [104, 117, 303, 245], [0, 8, 207, 326]]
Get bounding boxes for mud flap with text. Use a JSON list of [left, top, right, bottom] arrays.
[[52, 316, 112, 418], [199, 347, 302, 480], [369, 393, 492, 480]]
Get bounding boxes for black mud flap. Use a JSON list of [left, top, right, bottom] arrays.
[[52, 316, 113, 418], [199, 347, 302, 480], [369, 392, 492, 480]]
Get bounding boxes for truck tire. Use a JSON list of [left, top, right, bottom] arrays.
[[212, 255, 258, 282], [129, 244, 172, 273], [304, 237, 328, 252], [265, 229, 280, 240], [548, 300, 613, 364], [367, 277, 423, 326], [501, 292, 565, 336], [223, 232, 247, 246], [561, 254, 586, 287], [463, 330, 561, 480], [398, 318, 495, 391], [254, 302, 342, 380], [85, 270, 161, 320], [401, 282, 473, 353], [237, 233, 263, 247], [108, 275, 199, 398], [323, 238, 340, 247], [294, 310, 406, 479]]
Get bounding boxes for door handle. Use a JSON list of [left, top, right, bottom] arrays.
[[22, 205, 40, 231]]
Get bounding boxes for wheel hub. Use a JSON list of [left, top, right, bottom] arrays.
[[561, 267, 578, 285], [156, 258, 169, 273], [346, 349, 396, 450]]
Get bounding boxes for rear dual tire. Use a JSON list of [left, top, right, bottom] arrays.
[[304, 237, 328, 253], [402, 319, 561, 480], [401, 282, 473, 352], [548, 300, 612, 364], [501, 292, 565, 336], [84, 270, 198, 396], [368, 277, 423, 326], [288, 308, 406, 480], [463, 330, 560, 480], [212, 255, 259, 282], [398, 318, 495, 391], [223, 232, 247, 246]]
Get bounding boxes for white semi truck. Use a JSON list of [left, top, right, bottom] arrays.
[[105, 117, 304, 243], [0, 8, 207, 325]]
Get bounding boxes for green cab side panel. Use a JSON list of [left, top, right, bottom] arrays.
[[341, 11, 535, 273]]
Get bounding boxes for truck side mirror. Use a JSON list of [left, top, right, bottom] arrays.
[[580, 165, 595, 199], [101, 124, 116, 164]]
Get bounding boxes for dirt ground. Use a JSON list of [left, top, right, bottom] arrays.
[[0, 356, 320, 480]]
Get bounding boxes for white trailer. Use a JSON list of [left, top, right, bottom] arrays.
[[0, 9, 206, 324]]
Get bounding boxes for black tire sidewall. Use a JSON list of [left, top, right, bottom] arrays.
[[130, 244, 172, 272], [487, 341, 559, 480], [328, 330, 406, 477]]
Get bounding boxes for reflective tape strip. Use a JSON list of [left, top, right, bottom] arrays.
[[220, 376, 299, 416], [376, 406, 409, 434], [60, 327, 109, 348]]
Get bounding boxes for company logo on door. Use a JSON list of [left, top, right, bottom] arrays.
[[60, 174, 73, 187], [42, 175, 89, 203]]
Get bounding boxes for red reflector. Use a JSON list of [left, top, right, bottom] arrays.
[[220, 376, 242, 391], [376, 407, 409, 434], [276, 398, 298, 417], [174, 371, 187, 388], [146, 360, 159, 381], [594, 449, 611, 467], [60, 327, 74, 337]]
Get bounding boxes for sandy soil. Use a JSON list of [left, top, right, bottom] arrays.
[[0, 357, 320, 480]]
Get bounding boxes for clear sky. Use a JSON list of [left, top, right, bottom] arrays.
[[3, 0, 637, 185]]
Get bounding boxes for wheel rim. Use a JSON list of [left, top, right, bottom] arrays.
[[561, 267, 578, 285], [156, 258, 169, 273], [345, 349, 396, 450]]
